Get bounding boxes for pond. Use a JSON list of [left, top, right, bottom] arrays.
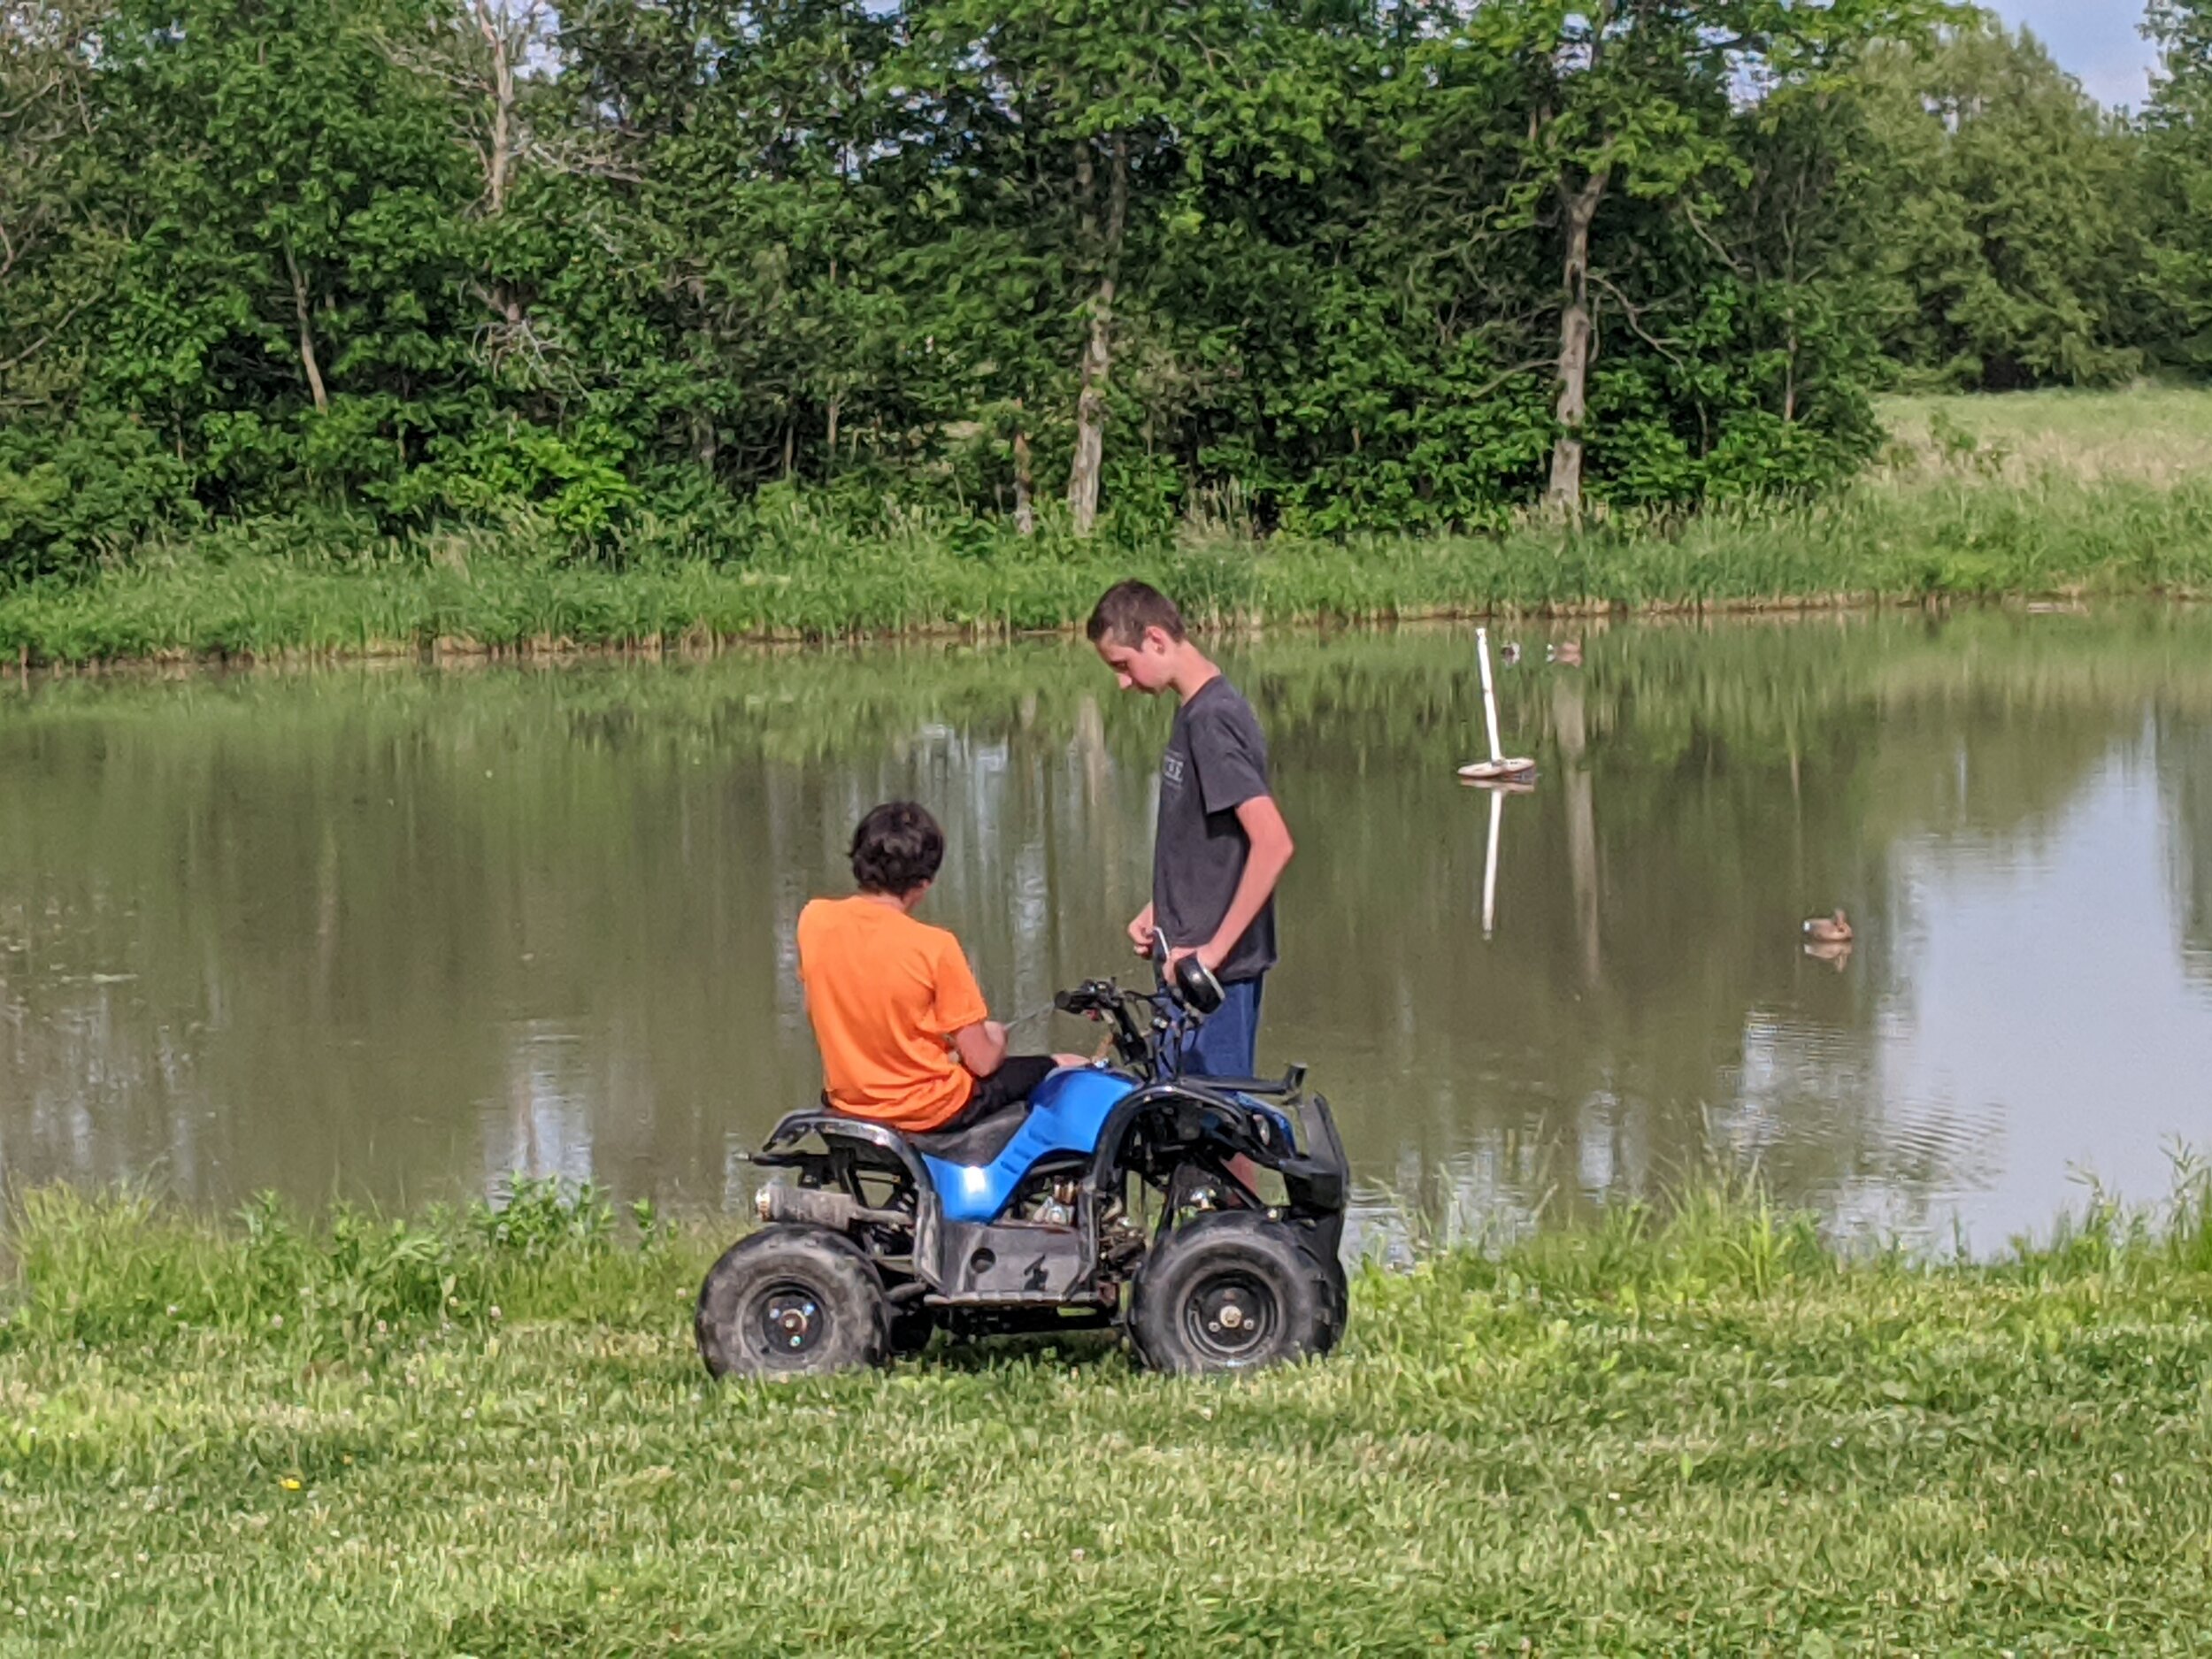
[[3, 606, 2208, 1256]]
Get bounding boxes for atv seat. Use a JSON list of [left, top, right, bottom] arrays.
[[906, 1101, 1032, 1166]]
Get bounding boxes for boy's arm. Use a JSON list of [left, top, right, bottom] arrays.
[[952, 1019, 1009, 1078], [933, 937, 1002, 1076], [1183, 795, 1294, 975]]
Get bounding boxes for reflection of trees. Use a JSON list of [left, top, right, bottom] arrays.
[[2158, 710, 2212, 983], [2, 609, 2208, 1225]]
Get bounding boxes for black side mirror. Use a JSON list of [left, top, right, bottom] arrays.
[[1172, 954, 1225, 1016]]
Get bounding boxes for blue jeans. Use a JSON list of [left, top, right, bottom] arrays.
[[1176, 974, 1265, 1079]]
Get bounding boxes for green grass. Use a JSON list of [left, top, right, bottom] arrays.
[[4, 474, 2211, 669], [6, 391, 2212, 667], [4, 1172, 2210, 1654], [1878, 382, 2212, 488]]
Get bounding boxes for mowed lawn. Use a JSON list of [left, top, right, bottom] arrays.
[[3, 1184, 2209, 1655]]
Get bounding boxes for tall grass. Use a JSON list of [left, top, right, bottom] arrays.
[[2, 1179, 686, 1356], [1878, 382, 2212, 488], [4, 473, 2211, 668]]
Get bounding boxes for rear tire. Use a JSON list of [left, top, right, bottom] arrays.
[[1129, 1212, 1335, 1376], [695, 1225, 890, 1379]]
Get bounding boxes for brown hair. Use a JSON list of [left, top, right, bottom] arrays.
[[1085, 580, 1187, 648], [849, 801, 945, 895]]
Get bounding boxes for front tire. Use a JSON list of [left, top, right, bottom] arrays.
[[1316, 1248, 1349, 1356], [1129, 1212, 1335, 1376], [695, 1225, 890, 1379]]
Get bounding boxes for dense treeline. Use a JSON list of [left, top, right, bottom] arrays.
[[0, 1, 2207, 577]]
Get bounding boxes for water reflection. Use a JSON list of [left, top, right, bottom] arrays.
[[3, 609, 2209, 1252]]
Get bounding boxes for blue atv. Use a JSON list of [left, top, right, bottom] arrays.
[[695, 946, 1349, 1378]]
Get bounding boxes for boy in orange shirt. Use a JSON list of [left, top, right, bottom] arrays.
[[796, 801, 1080, 1135]]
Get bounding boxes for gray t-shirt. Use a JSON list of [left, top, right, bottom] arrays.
[[1153, 676, 1278, 983]]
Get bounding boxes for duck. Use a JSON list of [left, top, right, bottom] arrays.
[[1801, 909, 1853, 945]]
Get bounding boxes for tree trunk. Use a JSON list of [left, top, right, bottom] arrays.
[[477, 1, 515, 216], [283, 244, 329, 414], [1546, 169, 1608, 516], [1011, 406, 1036, 536], [1068, 134, 1127, 538]]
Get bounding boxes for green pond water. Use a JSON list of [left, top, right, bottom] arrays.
[[3, 607, 2209, 1256]]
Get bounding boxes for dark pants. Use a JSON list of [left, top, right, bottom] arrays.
[[1176, 973, 1265, 1079], [941, 1053, 1059, 1130]]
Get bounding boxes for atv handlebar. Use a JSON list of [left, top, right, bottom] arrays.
[[1054, 947, 1221, 1077]]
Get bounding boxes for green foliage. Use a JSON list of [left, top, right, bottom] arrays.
[[0, 413, 199, 576], [8, 0, 2210, 577], [1855, 19, 2151, 390], [1, 1177, 648, 1358], [2143, 0, 2212, 370], [2, 0, 1970, 579]]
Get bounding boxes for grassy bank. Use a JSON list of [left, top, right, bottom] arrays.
[[4, 1178, 2210, 1654], [6, 388, 2212, 668]]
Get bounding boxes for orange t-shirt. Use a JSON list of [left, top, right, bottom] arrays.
[[795, 895, 989, 1133]]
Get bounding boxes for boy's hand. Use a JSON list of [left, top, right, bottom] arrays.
[[1125, 902, 1156, 956], [1167, 941, 1225, 975]]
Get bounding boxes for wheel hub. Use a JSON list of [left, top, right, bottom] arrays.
[[762, 1288, 823, 1353], [1186, 1272, 1277, 1360]]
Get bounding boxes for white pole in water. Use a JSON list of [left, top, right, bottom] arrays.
[[1481, 785, 1502, 938], [1476, 626, 1505, 765]]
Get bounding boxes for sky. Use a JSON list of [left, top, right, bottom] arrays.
[[1990, 0, 2161, 108]]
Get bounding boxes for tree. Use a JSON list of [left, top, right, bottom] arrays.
[[899, 0, 1194, 535], [1, 0, 117, 411], [1855, 18, 2149, 389], [74, 0, 486, 512], [2143, 0, 2212, 371], [0, 0, 1999, 568], [561, 0, 905, 490], [1438, 0, 1934, 515]]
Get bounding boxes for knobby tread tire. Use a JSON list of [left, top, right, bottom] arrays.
[[1316, 1249, 1350, 1356], [1129, 1210, 1338, 1376], [695, 1225, 890, 1379]]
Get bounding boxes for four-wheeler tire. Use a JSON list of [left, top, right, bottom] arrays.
[[1316, 1249, 1350, 1356], [1129, 1212, 1337, 1376], [695, 1225, 890, 1379]]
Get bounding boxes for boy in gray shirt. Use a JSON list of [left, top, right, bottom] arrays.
[[1086, 580, 1295, 1078]]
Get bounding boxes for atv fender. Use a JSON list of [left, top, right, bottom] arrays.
[[757, 1110, 935, 1194]]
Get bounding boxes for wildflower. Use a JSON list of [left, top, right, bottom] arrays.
[[280, 1478, 303, 1492]]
